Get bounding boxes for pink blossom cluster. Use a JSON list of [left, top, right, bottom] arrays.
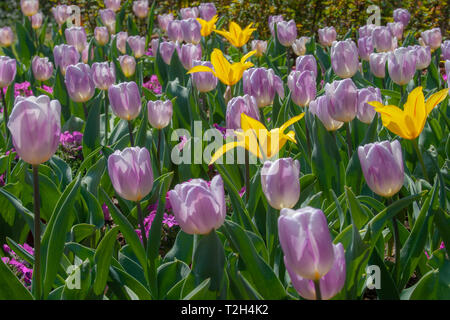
[[2, 243, 34, 288], [60, 131, 83, 149], [143, 75, 162, 94], [2, 82, 33, 98]]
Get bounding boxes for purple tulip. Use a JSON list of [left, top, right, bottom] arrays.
[[159, 41, 177, 65], [325, 78, 357, 122], [276, 20, 297, 47], [0, 27, 14, 47], [251, 40, 268, 57], [420, 28, 442, 51], [357, 87, 381, 124], [81, 46, 93, 64], [104, 0, 121, 12], [358, 24, 376, 38], [295, 55, 317, 77], [243, 67, 284, 108], [0, 56, 17, 88], [287, 243, 346, 300], [168, 175, 226, 235], [191, 60, 218, 93], [94, 27, 110, 46], [177, 43, 202, 70], [318, 27, 336, 47], [198, 3, 217, 21], [408, 45, 431, 70], [127, 36, 146, 58], [261, 158, 300, 210], [181, 18, 202, 44], [358, 36, 374, 61], [132, 0, 149, 19], [147, 100, 173, 129], [309, 96, 343, 131], [99, 9, 116, 34], [150, 38, 159, 56], [358, 140, 404, 197], [288, 70, 316, 107], [115, 31, 128, 54], [442, 40, 450, 60], [387, 22, 404, 40], [108, 147, 153, 202], [268, 15, 284, 38], [32, 56, 53, 82], [369, 52, 387, 78], [108, 82, 142, 120], [65, 27, 88, 53], [387, 47, 417, 85], [226, 94, 259, 130], [372, 26, 397, 53], [20, 0, 39, 16], [167, 20, 184, 43], [52, 5, 71, 26], [53, 44, 80, 76], [180, 7, 199, 19], [445, 61, 450, 88], [92, 62, 116, 90], [331, 39, 359, 78], [65, 63, 95, 103], [8, 95, 61, 165], [292, 37, 310, 56], [157, 13, 174, 33], [278, 206, 335, 280], [31, 12, 43, 29], [393, 8, 411, 26]]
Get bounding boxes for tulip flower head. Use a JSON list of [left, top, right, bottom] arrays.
[[442, 40, 450, 61], [132, 0, 149, 19], [20, 0, 39, 17], [198, 3, 217, 21], [318, 27, 336, 47], [226, 94, 260, 130], [180, 7, 199, 19], [92, 62, 116, 90], [276, 20, 297, 47], [0, 56, 17, 88], [94, 27, 110, 46], [288, 70, 316, 107], [214, 22, 256, 48], [178, 43, 202, 70], [104, 0, 121, 12], [31, 12, 43, 29], [147, 100, 173, 129], [181, 18, 202, 44], [251, 40, 268, 57], [32, 56, 53, 82], [243, 67, 284, 108], [331, 39, 359, 79], [53, 44, 80, 76], [52, 5, 72, 26], [159, 41, 177, 65], [157, 13, 174, 33], [420, 28, 442, 51], [99, 9, 116, 34], [295, 55, 318, 78], [309, 95, 344, 132], [108, 81, 142, 121], [191, 60, 218, 93], [65, 63, 95, 103], [127, 36, 146, 58], [393, 8, 411, 26], [65, 27, 88, 53], [197, 15, 218, 37], [369, 52, 387, 78], [387, 47, 416, 86], [0, 27, 14, 47], [292, 37, 310, 56]]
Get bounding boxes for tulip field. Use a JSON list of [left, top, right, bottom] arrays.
[[0, 0, 449, 302]]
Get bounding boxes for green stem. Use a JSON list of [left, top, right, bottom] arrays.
[[412, 138, 429, 182], [400, 85, 406, 108], [136, 201, 147, 249], [314, 279, 322, 300], [345, 121, 353, 159], [392, 216, 400, 278], [1, 87, 9, 141], [104, 92, 109, 146], [32, 164, 41, 299], [156, 129, 162, 175], [304, 108, 312, 156], [82, 102, 88, 120], [259, 107, 266, 128], [128, 120, 135, 147], [244, 150, 250, 202], [266, 207, 279, 267]]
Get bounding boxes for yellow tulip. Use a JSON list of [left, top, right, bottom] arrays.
[[197, 15, 218, 37], [214, 21, 256, 48], [209, 113, 305, 164], [187, 48, 256, 86], [368, 87, 448, 140]]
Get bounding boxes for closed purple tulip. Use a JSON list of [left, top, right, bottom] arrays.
[[92, 62, 115, 90], [276, 20, 297, 47], [318, 27, 336, 47], [119, 55, 136, 78], [0, 27, 14, 47], [387, 47, 417, 85], [358, 36, 374, 61], [108, 81, 142, 120], [94, 27, 110, 46], [65, 63, 95, 103], [226, 94, 259, 130], [372, 26, 397, 53], [442, 40, 450, 61], [358, 140, 404, 197], [420, 28, 442, 51], [181, 19, 202, 44], [268, 15, 284, 38], [20, 0, 39, 16], [169, 175, 226, 235], [177, 43, 202, 70], [286, 243, 346, 300], [278, 206, 335, 280], [288, 70, 316, 107], [295, 55, 317, 77], [108, 147, 153, 202], [331, 39, 359, 78], [325, 78, 357, 122], [309, 96, 343, 131], [393, 8, 411, 26], [357, 87, 381, 124], [65, 27, 88, 53], [251, 40, 268, 57], [32, 56, 53, 82], [157, 13, 174, 33], [167, 20, 184, 43], [408, 45, 431, 70], [0, 56, 17, 88], [292, 37, 310, 56], [180, 7, 199, 19], [31, 12, 43, 29], [261, 158, 300, 210], [198, 3, 217, 21], [147, 100, 173, 129], [191, 60, 218, 93], [387, 22, 404, 40], [99, 9, 116, 34], [159, 41, 177, 65], [445, 61, 450, 88], [150, 38, 159, 56], [104, 0, 121, 12], [53, 44, 80, 76], [52, 5, 71, 26], [358, 24, 376, 38], [133, 0, 149, 19], [243, 67, 284, 108], [8, 95, 61, 165], [127, 36, 146, 58], [116, 31, 128, 54], [369, 52, 387, 78]]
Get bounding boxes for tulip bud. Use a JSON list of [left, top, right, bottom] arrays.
[[261, 158, 300, 210], [127, 36, 146, 58], [288, 70, 316, 107], [309, 96, 343, 131], [0, 56, 16, 88], [387, 22, 404, 40], [92, 62, 116, 90], [159, 41, 177, 65], [358, 140, 404, 197], [181, 19, 202, 44], [150, 38, 159, 56], [251, 40, 268, 57], [65, 27, 88, 53], [408, 45, 431, 70], [357, 87, 381, 124], [32, 56, 53, 82], [372, 26, 397, 52], [268, 15, 284, 38], [53, 44, 80, 76], [167, 20, 184, 43], [198, 3, 217, 21], [94, 27, 110, 46], [99, 9, 116, 34], [0, 27, 14, 47], [358, 24, 376, 38], [180, 7, 199, 19], [147, 100, 173, 129], [177, 43, 202, 70], [119, 55, 136, 78], [393, 8, 411, 26], [31, 12, 43, 29], [52, 5, 71, 26], [8, 95, 61, 165], [358, 36, 373, 61], [388, 47, 416, 85], [318, 27, 336, 46], [295, 55, 317, 78], [325, 78, 357, 122], [65, 63, 95, 103], [442, 40, 450, 61], [104, 0, 121, 12], [331, 39, 359, 78], [168, 175, 226, 235], [369, 52, 387, 78], [108, 82, 142, 120], [276, 20, 297, 47], [420, 28, 442, 51], [157, 13, 174, 33], [286, 243, 346, 300], [132, 0, 149, 19], [191, 60, 218, 93], [226, 94, 259, 130], [243, 67, 284, 108], [108, 147, 153, 202], [292, 37, 310, 56], [115, 31, 128, 54], [278, 206, 335, 280], [20, 0, 39, 17]]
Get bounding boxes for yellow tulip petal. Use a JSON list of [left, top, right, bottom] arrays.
[[241, 113, 267, 137], [425, 88, 449, 114], [241, 50, 257, 64], [280, 113, 305, 133], [403, 86, 425, 129], [187, 65, 216, 76], [367, 101, 385, 110], [209, 141, 243, 165]]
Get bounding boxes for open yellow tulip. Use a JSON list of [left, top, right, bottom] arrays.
[[214, 21, 256, 48], [197, 15, 218, 37], [368, 86, 448, 140], [209, 113, 305, 164]]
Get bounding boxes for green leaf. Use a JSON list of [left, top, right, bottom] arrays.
[[368, 248, 399, 300], [410, 260, 450, 300], [164, 231, 193, 265], [0, 258, 34, 300], [345, 186, 370, 229], [82, 92, 103, 158], [93, 226, 119, 295], [183, 278, 212, 300], [157, 260, 190, 299]]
